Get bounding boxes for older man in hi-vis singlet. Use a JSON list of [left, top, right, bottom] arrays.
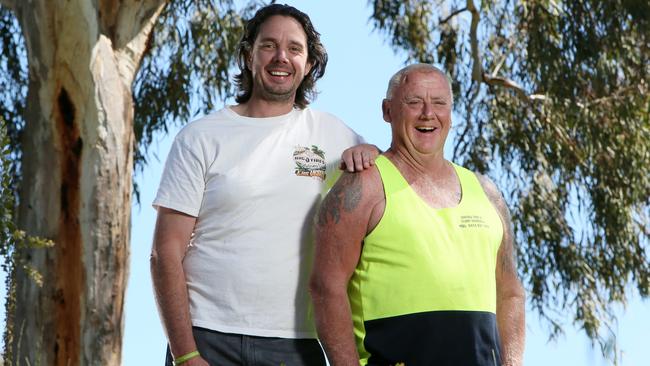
[[311, 64, 526, 366]]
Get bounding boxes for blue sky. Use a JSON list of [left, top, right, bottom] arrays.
[[1, 0, 647, 365]]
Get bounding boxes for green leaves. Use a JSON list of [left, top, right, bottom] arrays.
[[133, 0, 260, 176], [0, 7, 26, 170], [0, 118, 54, 286], [370, 0, 434, 62], [1, 115, 54, 361]]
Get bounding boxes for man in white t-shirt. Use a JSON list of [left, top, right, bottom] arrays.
[[150, 4, 378, 366]]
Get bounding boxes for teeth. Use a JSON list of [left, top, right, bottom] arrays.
[[416, 127, 435, 132], [270, 71, 289, 76]]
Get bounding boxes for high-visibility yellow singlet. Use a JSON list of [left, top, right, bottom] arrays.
[[349, 155, 504, 366]]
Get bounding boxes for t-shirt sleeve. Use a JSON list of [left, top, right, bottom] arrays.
[[323, 118, 367, 191], [152, 137, 206, 217], [355, 132, 366, 145]]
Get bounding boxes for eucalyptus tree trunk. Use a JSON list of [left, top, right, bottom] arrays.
[[2, 1, 166, 365]]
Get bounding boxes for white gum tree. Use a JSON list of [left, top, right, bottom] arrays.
[[1, 1, 165, 364]]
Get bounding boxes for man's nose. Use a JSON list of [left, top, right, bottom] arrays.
[[421, 102, 435, 119], [272, 47, 289, 63]]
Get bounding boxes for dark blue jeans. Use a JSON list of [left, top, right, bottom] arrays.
[[165, 327, 327, 366]]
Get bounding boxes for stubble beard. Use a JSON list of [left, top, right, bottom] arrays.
[[254, 74, 301, 104], [259, 85, 296, 103]]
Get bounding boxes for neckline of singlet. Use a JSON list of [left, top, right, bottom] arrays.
[[377, 155, 466, 212]]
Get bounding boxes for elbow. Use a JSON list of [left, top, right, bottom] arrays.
[[497, 279, 526, 310], [149, 247, 163, 277], [149, 245, 183, 277], [149, 246, 159, 263], [309, 270, 349, 306], [499, 283, 526, 308], [309, 274, 336, 322], [309, 271, 333, 304], [512, 281, 526, 301], [506, 285, 526, 303], [308, 272, 326, 304]]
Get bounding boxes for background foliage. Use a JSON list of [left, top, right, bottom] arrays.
[[0, 6, 25, 193], [0, 118, 53, 360], [132, 0, 261, 201], [370, 0, 650, 349]]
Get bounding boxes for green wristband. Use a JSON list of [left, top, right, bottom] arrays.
[[173, 350, 200, 365]]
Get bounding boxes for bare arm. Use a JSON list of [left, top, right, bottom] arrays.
[[478, 175, 526, 366], [310, 168, 384, 365], [150, 207, 208, 366]]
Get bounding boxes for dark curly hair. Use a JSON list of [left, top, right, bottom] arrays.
[[234, 4, 328, 109]]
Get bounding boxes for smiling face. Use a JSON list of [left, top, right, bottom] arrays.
[[383, 69, 453, 159], [247, 15, 313, 105]]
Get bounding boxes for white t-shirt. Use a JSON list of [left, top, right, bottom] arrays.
[[153, 106, 363, 338]]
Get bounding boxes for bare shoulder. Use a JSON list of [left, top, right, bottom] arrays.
[[475, 172, 509, 217], [317, 164, 385, 229], [475, 172, 519, 275], [338, 163, 384, 201]]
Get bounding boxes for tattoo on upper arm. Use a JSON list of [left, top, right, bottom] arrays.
[[318, 172, 363, 226]]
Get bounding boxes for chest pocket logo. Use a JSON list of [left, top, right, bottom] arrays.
[[293, 145, 326, 181], [459, 215, 490, 229]]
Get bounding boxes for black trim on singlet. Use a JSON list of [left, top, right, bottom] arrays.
[[364, 310, 502, 366]]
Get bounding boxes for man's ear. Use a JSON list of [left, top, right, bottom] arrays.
[[382, 99, 392, 123], [305, 60, 313, 76], [243, 46, 253, 70], [245, 52, 252, 70]]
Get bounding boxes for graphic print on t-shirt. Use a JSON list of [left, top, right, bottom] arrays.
[[293, 145, 326, 181]]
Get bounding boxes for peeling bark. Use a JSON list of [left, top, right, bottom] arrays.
[[9, 0, 166, 365], [53, 86, 84, 366]]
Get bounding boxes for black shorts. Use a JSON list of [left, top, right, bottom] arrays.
[[165, 327, 326, 366]]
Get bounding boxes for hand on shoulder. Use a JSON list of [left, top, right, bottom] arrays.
[[339, 144, 382, 172]]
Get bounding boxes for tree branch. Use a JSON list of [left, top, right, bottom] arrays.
[[482, 73, 547, 102], [467, 0, 545, 103], [439, 7, 468, 25], [633, 207, 649, 238], [112, 0, 167, 85], [583, 86, 639, 108], [466, 0, 483, 82], [490, 35, 518, 78], [490, 54, 507, 78], [464, 0, 543, 103], [115, 0, 167, 47]]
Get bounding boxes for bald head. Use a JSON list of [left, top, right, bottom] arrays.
[[385, 64, 453, 105]]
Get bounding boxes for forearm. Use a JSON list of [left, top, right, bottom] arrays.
[[311, 283, 359, 365], [151, 253, 197, 358], [497, 292, 525, 366]]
